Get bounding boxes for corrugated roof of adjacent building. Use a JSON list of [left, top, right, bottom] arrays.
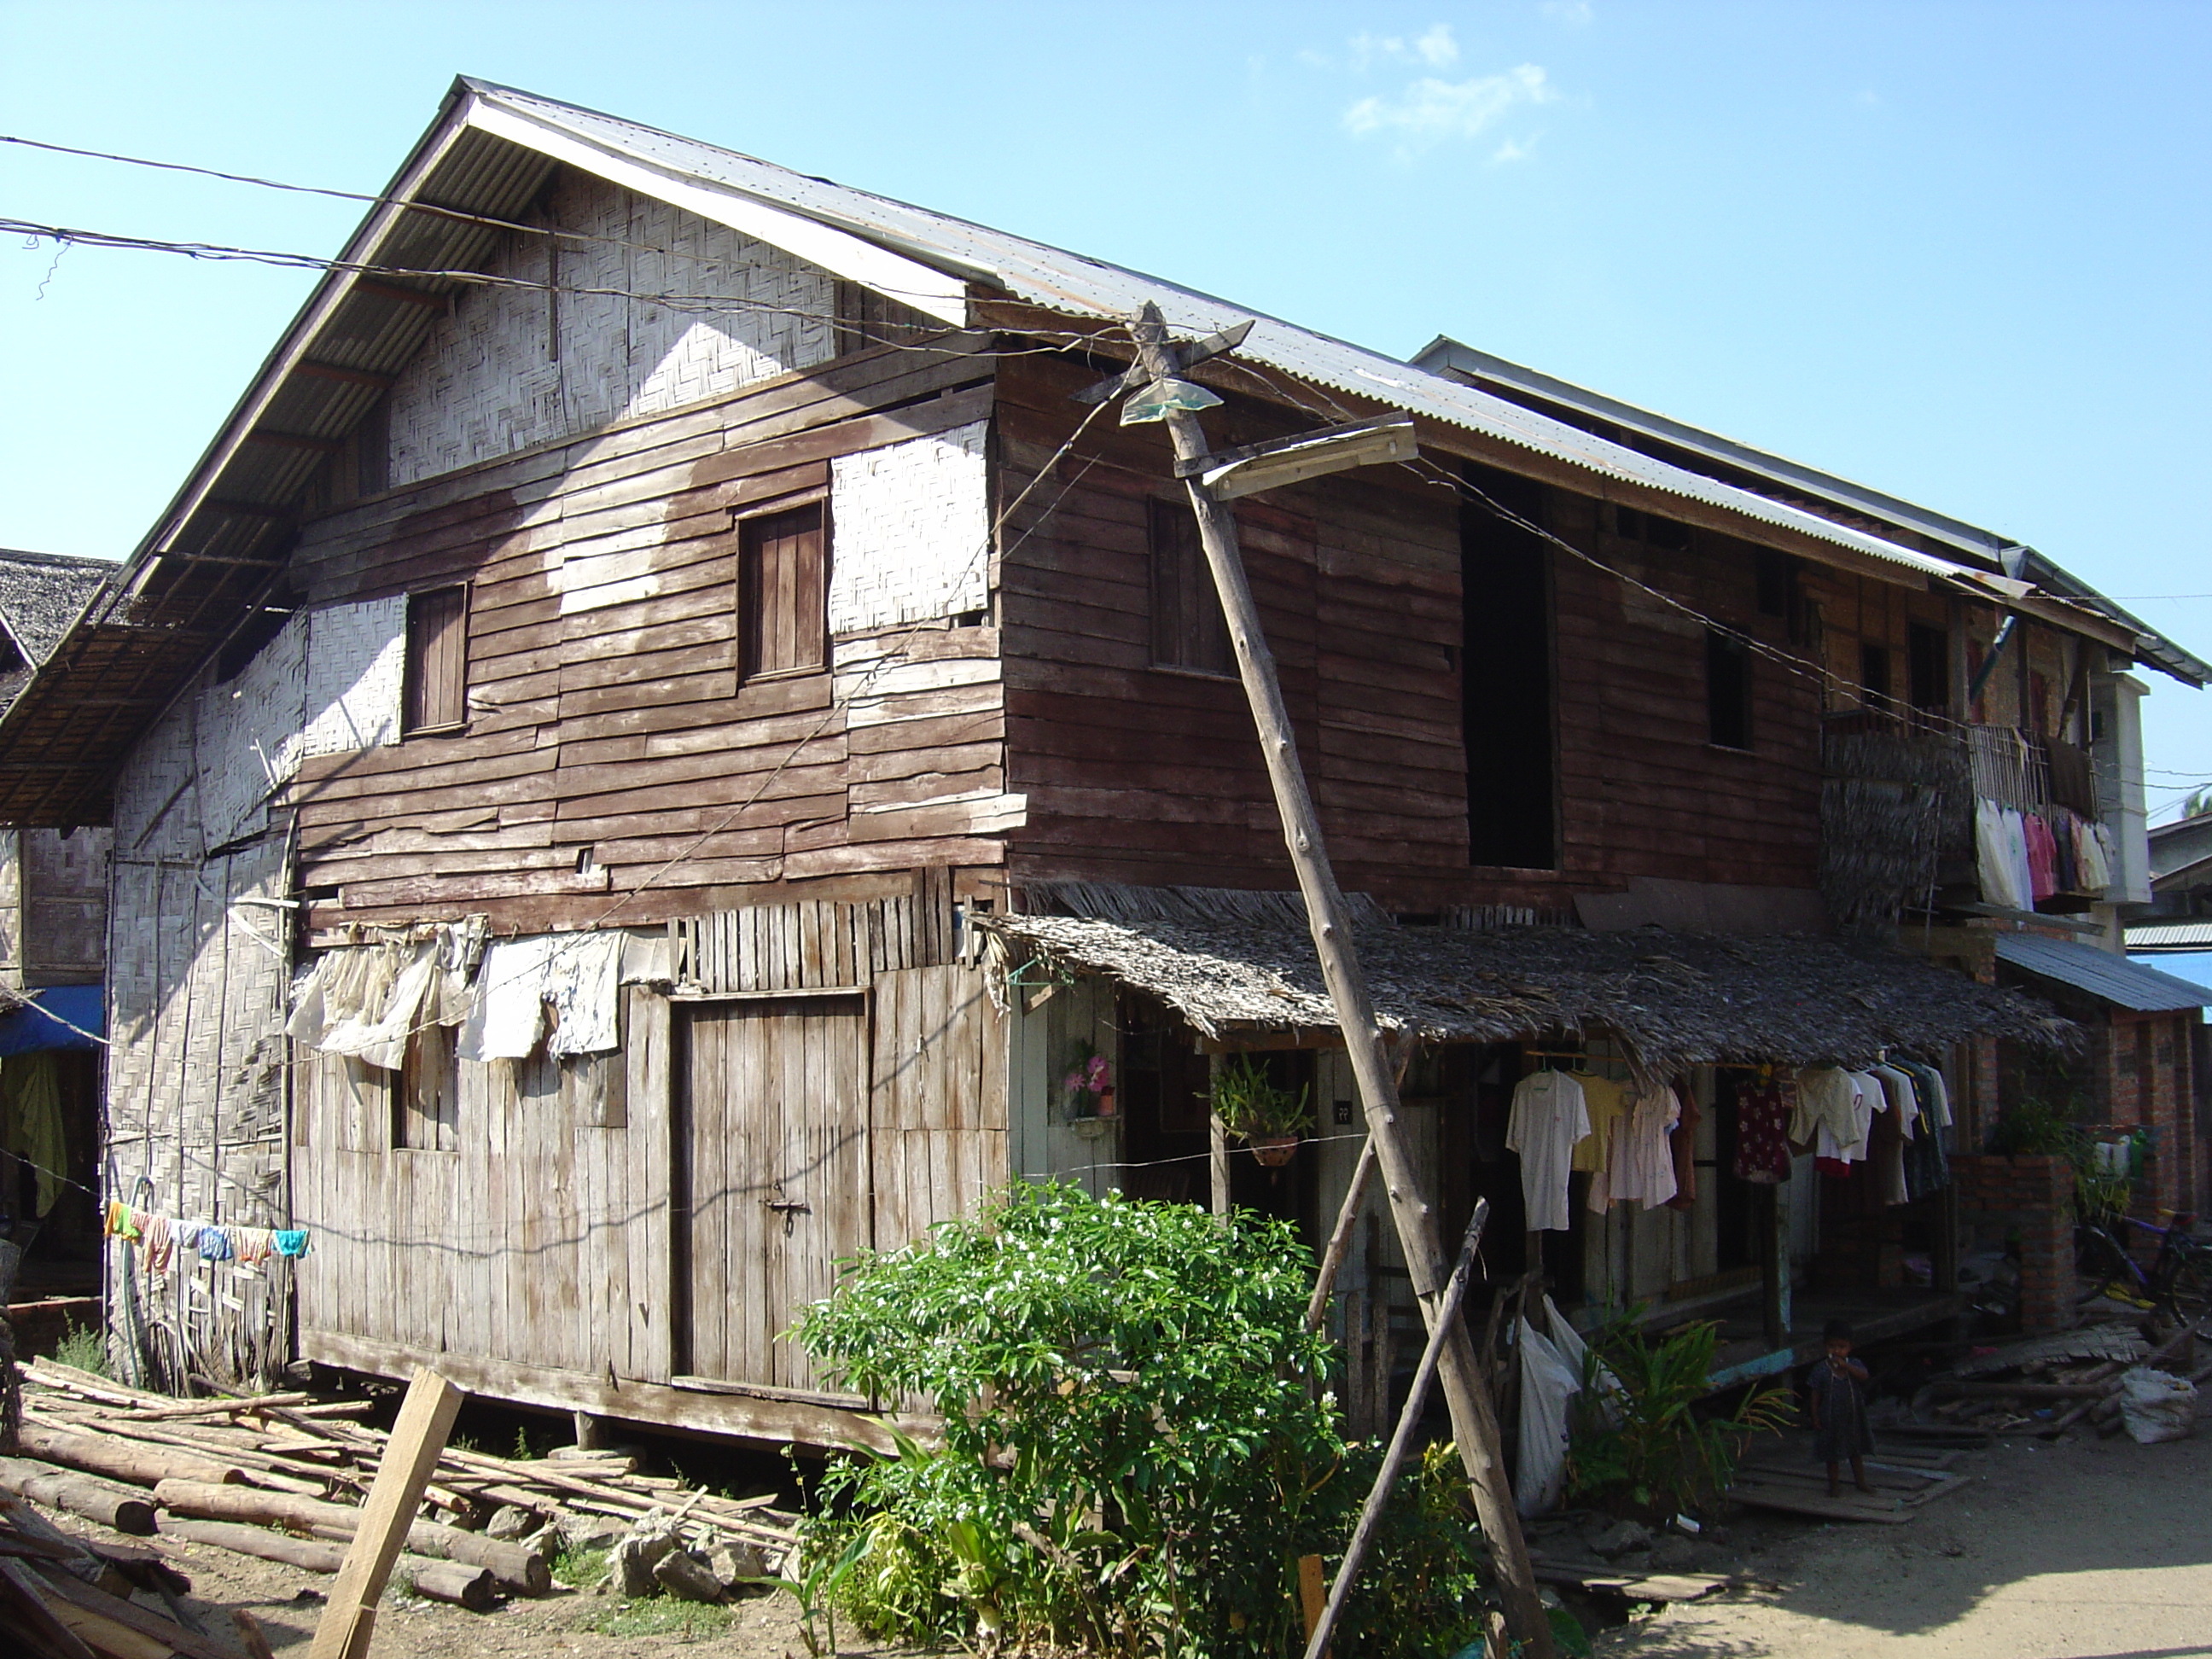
[[1994, 933, 2211, 1012], [2124, 921, 2212, 953]]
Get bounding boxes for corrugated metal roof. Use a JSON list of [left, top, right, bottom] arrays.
[[2125, 921, 2212, 952], [464, 81, 2008, 592], [1994, 933, 2211, 1011]]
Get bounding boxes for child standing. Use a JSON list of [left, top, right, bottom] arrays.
[[1807, 1318, 1874, 1499]]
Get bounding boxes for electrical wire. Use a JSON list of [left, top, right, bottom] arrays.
[[0, 130, 978, 312]]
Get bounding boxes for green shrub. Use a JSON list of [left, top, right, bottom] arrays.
[[795, 1181, 1493, 1656]]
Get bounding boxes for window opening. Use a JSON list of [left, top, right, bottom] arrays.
[[1907, 621, 1949, 713], [403, 585, 469, 733], [394, 1024, 459, 1151], [739, 503, 828, 680], [1147, 497, 1233, 675], [1707, 629, 1753, 750]]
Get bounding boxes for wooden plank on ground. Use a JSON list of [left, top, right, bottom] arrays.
[[310, 1366, 463, 1659]]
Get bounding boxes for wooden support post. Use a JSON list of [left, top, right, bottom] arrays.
[[1305, 1136, 1376, 1332], [1209, 1082, 1231, 1219], [1127, 304, 1553, 1658], [1306, 1202, 1490, 1659], [1759, 1185, 1785, 1350], [1297, 1553, 1327, 1653], [310, 1366, 463, 1659], [573, 1409, 602, 1452]]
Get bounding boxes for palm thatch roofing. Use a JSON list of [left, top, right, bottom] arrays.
[[981, 886, 2072, 1073], [0, 549, 114, 719]]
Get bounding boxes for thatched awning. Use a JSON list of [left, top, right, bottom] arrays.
[[977, 903, 2071, 1073]]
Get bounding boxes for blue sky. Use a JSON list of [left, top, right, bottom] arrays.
[[3, 1, 2209, 815]]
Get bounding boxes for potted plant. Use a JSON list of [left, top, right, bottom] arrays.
[[1061, 1042, 1116, 1138], [1208, 1054, 1312, 1166]]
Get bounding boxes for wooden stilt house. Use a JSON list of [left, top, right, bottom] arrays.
[[0, 82, 2198, 1441]]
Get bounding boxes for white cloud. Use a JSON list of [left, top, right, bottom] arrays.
[[1415, 24, 1459, 66], [1540, 0, 1593, 25], [1346, 23, 1459, 70], [1343, 63, 1557, 155], [1490, 137, 1535, 166]]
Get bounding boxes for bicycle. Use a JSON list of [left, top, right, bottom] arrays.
[[2075, 1208, 2212, 1322]]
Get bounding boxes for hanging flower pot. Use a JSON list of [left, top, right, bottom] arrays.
[[1208, 1055, 1313, 1164]]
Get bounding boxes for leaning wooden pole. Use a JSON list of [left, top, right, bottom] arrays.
[[1125, 305, 1553, 1658], [1307, 1200, 1490, 1659]]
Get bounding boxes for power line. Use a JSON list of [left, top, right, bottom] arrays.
[[0, 213, 1127, 371], [0, 130, 975, 312]]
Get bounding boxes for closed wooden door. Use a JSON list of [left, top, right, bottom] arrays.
[[673, 995, 866, 1394]]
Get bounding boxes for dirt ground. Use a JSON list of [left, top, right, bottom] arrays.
[[1599, 1421, 2212, 1658], [45, 1506, 911, 1659], [46, 1417, 2212, 1656]]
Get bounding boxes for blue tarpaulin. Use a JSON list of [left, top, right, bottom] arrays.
[[0, 986, 102, 1055]]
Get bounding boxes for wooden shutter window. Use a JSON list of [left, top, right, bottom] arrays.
[[1148, 498, 1233, 676], [403, 585, 469, 733], [739, 504, 828, 681]]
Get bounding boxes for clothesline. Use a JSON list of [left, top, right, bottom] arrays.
[[102, 1199, 309, 1272]]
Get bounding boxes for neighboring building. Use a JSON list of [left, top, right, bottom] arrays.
[[0, 83, 2199, 1422], [0, 548, 114, 1334]]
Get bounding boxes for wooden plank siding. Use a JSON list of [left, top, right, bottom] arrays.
[[992, 353, 1908, 910], [282, 339, 1008, 935]]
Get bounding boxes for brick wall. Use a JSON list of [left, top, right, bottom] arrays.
[[385, 172, 837, 487], [828, 420, 990, 632], [1953, 1152, 2075, 1330], [2096, 1010, 2196, 1217]]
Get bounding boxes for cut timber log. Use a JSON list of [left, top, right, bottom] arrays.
[[0, 1458, 158, 1534], [156, 1516, 347, 1573], [404, 1559, 497, 1611], [154, 1518, 491, 1608], [19, 1424, 246, 1489], [152, 1480, 549, 1594], [153, 1479, 354, 1534]]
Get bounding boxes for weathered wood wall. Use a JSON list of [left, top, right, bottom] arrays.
[[282, 336, 1009, 938], [292, 894, 1007, 1429], [995, 355, 1465, 902], [994, 354, 1952, 911]]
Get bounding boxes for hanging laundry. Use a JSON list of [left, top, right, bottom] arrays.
[[138, 1212, 175, 1274], [1, 1053, 67, 1217], [1838, 1072, 1883, 1161], [1975, 800, 2024, 910], [1602, 1080, 1680, 1209], [1570, 1072, 1627, 1179], [1507, 1068, 1591, 1232], [1792, 1068, 1862, 1157], [1666, 1085, 1701, 1212], [545, 932, 626, 1057], [458, 934, 561, 1062], [2022, 812, 2059, 902], [273, 1229, 311, 1259], [187, 1220, 233, 1261], [1734, 1079, 1794, 1184]]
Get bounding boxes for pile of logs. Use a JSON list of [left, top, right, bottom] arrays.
[[1912, 1319, 2212, 1438], [0, 1357, 800, 1651]]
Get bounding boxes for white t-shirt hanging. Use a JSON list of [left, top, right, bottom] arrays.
[[1607, 1083, 1682, 1209], [1507, 1069, 1592, 1232]]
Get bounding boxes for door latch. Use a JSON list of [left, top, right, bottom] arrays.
[[765, 1187, 811, 1236]]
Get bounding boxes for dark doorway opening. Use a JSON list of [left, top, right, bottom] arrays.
[[1460, 464, 1557, 870]]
